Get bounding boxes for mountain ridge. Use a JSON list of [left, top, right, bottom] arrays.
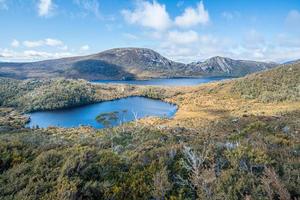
[[188, 56, 277, 76], [0, 47, 278, 80]]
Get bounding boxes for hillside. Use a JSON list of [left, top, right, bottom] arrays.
[[232, 62, 300, 102], [0, 48, 186, 80], [284, 58, 300, 65], [0, 77, 179, 113], [0, 48, 277, 80], [188, 56, 277, 77], [0, 63, 299, 199]]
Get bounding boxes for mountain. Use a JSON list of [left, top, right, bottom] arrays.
[[87, 48, 186, 77], [284, 58, 300, 65], [188, 56, 277, 77], [0, 48, 277, 80], [0, 48, 187, 80], [232, 61, 300, 102]]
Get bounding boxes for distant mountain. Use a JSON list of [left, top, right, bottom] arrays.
[[284, 58, 300, 65], [0, 48, 187, 80], [0, 48, 277, 80], [232, 61, 300, 102], [188, 56, 277, 77]]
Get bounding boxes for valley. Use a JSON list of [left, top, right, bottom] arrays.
[[0, 61, 299, 199], [1, 1, 299, 199]]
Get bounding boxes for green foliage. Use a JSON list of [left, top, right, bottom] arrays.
[[141, 87, 167, 99], [232, 63, 300, 102], [0, 111, 299, 200], [0, 78, 96, 112], [95, 111, 125, 128], [0, 64, 300, 199]]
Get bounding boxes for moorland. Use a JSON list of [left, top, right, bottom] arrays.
[[0, 59, 299, 199]]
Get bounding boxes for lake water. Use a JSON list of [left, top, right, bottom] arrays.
[[27, 97, 177, 129], [93, 76, 231, 86]]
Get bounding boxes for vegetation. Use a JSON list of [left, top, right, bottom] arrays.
[[95, 111, 126, 128], [0, 63, 299, 199], [0, 78, 179, 113], [71, 59, 135, 80], [232, 63, 300, 102], [0, 111, 299, 199], [0, 78, 96, 112]]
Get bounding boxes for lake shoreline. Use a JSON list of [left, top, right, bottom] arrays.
[[26, 96, 178, 129]]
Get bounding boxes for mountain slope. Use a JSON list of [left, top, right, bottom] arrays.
[[0, 48, 187, 80], [188, 56, 277, 76], [284, 58, 300, 65], [232, 62, 300, 102], [0, 48, 278, 80], [86, 48, 186, 76]]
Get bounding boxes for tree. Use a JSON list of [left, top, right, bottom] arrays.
[[178, 145, 216, 200], [152, 166, 172, 200]]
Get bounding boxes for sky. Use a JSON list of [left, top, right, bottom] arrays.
[[0, 0, 300, 63]]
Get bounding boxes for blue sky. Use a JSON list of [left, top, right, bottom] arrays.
[[0, 0, 299, 62]]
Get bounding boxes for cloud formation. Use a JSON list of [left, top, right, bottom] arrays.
[[286, 10, 300, 27], [122, 0, 172, 31], [74, 0, 101, 19], [38, 0, 54, 17], [80, 45, 90, 51], [0, 48, 73, 61], [23, 38, 64, 48], [167, 30, 199, 45], [11, 39, 20, 48], [175, 1, 209, 28], [122, 0, 210, 32]]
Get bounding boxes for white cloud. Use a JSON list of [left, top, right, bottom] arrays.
[[286, 10, 300, 26], [156, 27, 300, 63], [45, 38, 63, 46], [11, 39, 20, 48], [0, 48, 73, 61], [243, 29, 265, 48], [23, 50, 53, 57], [23, 40, 44, 48], [160, 33, 229, 63], [74, 0, 101, 19], [0, 0, 8, 10], [175, 1, 209, 28], [80, 45, 90, 51], [276, 33, 300, 48], [38, 0, 54, 17], [122, 0, 171, 31], [0, 48, 14, 58], [24, 50, 72, 59], [59, 45, 69, 50], [23, 38, 64, 48], [167, 30, 199, 45]]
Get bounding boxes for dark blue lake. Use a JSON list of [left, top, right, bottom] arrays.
[[93, 77, 231, 86], [27, 97, 177, 129]]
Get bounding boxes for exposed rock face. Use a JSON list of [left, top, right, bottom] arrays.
[[84, 48, 187, 78], [188, 56, 277, 77], [0, 48, 186, 80]]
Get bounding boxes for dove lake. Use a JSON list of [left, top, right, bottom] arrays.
[[92, 76, 232, 86], [26, 97, 177, 129]]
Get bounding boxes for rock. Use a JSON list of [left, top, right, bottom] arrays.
[[282, 126, 290, 134], [232, 118, 239, 123]]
